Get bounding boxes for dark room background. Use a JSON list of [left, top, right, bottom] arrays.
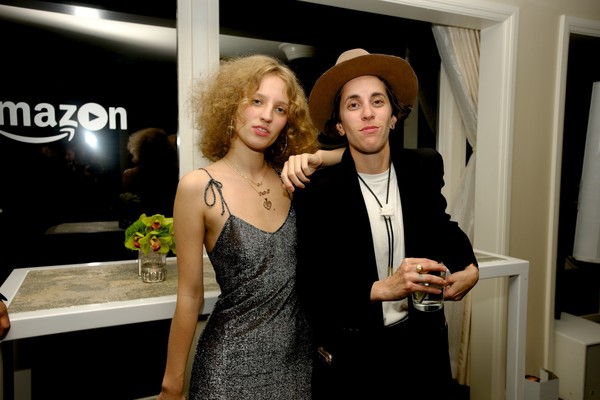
[[0, 1, 178, 282]]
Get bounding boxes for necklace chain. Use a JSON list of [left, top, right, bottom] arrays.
[[357, 163, 394, 276], [224, 158, 272, 210], [224, 158, 267, 187]]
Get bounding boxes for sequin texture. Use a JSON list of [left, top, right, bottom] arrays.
[[188, 205, 312, 399]]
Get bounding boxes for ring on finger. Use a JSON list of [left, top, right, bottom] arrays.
[[416, 264, 423, 274]]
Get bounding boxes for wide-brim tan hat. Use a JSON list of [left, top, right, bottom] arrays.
[[309, 48, 418, 133]]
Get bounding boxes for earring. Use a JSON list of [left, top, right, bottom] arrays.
[[227, 118, 235, 139]]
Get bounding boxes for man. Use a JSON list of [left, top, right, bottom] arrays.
[[294, 49, 479, 399]]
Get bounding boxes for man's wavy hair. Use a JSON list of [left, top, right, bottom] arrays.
[[193, 54, 319, 169]]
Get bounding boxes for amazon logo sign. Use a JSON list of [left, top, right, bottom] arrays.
[[0, 101, 128, 144]]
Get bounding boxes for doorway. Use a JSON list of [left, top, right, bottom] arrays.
[[555, 32, 600, 319]]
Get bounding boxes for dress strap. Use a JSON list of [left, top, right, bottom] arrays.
[[199, 168, 230, 216]]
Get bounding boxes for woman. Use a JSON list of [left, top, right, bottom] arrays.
[[158, 54, 326, 400]]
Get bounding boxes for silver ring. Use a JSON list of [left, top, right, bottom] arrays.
[[416, 264, 423, 274]]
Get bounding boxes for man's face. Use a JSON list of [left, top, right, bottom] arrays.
[[335, 75, 397, 157]]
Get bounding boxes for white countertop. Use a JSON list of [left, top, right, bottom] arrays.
[[0, 256, 220, 341], [0, 251, 526, 344]]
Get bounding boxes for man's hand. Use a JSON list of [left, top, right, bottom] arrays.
[[444, 264, 479, 301], [0, 297, 11, 340], [280, 153, 324, 192]]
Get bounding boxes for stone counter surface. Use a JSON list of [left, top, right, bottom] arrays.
[[7, 257, 219, 314], [7, 252, 503, 314], [1, 250, 513, 343]]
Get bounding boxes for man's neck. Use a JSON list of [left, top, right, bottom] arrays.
[[351, 145, 391, 175]]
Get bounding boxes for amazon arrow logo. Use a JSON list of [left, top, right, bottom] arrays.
[[0, 101, 128, 144]]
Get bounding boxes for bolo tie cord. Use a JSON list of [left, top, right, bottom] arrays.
[[357, 163, 394, 276]]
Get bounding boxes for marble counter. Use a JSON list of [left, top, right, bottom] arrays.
[[7, 258, 218, 313], [0, 256, 220, 341]]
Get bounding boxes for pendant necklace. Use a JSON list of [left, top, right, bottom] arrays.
[[224, 159, 272, 210], [357, 161, 394, 276]]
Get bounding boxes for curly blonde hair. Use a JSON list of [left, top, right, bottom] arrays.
[[193, 54, 319, 169]]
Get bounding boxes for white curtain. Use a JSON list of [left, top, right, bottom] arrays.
[[432, 25, 480, 386]]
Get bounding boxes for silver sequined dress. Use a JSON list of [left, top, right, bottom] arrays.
[[188, 170, 312, 399]]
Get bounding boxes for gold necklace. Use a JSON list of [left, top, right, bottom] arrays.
[[225, 158, 268, 187], [224, 159, 272, 210]]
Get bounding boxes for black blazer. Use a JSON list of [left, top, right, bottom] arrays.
[[294, 138, 478, 350]]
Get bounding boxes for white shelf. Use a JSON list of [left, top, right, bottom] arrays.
[[554, 312, 600, 400]]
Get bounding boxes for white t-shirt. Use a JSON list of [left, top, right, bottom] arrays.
[[357, 166, 408, 326]]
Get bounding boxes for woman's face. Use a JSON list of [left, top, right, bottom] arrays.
[[235, 73, 289, 152]]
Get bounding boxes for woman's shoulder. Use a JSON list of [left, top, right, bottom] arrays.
[[181, 163, 234, 189], [181, 167, 208, 181], [177, 167, 214, 192]]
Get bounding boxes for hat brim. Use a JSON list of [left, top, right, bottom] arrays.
[[309, 53, 418, 133]]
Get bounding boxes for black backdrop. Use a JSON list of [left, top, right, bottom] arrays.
[[0, 3, 178, 283], [0, 3, 178, 398]]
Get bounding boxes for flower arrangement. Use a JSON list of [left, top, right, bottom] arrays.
[[124, 213, 176, 255]]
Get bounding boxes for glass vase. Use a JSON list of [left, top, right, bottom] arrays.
[[138, 251, 167, 283]]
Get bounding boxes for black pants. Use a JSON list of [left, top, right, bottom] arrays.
[[312, 311, 453, 399]]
